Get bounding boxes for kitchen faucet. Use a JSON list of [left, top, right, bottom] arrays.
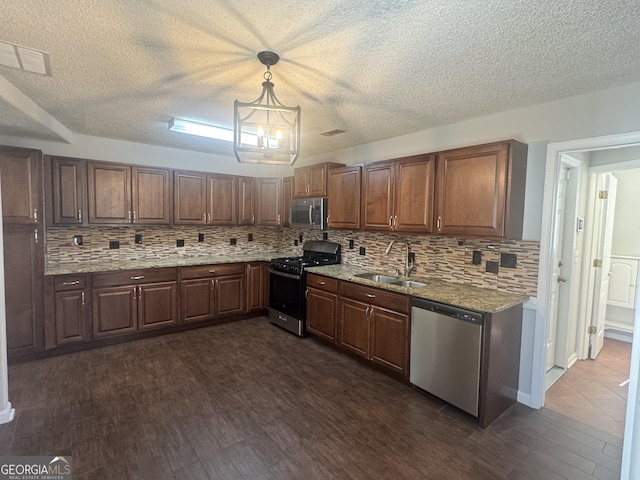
[[384, 237, 414, 277]]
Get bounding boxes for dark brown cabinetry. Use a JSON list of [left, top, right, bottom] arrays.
[[180, 263, 245, 323], [362, 154, 435, 233], [327, 165, 362, 230], [435, 140, 527, 239], [173, 171, 237, 225], [282, 176, 293, 226], [92, 268, 178, 337], [132, 166, 171, 224], [338, 281, 410, 377], [306, 273, 339, 342], [208, 173, 237, 225], [0, 147, 41, 225], [46, 155, 87, 225], [246, 262, 267, 313], [293, 162, 344, 197], [46, 274, 90, 348], [255, 178, 283, 226], [238, 176, 255, 225]]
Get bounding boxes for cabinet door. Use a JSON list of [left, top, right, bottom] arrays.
[[362, 162, 395, 231], [238, 176, 255, 225], [282, 176, 293, 226], [54, 290, 87, 345], [308, 164, 329, 196], [215, 274, 245, 316], [0, 148, 41, 224], [4, 227, 44, 355], [370, 307, 409, 376], [307, 288, 338, 342], [255, 178, 282, 226], [338, 297, 370, 358], [138, 282, 178, 330], [181, 278, 215, 323], [174, 171, 207, 224], [328, 166, 361, 229], [394, 155, 435, 233], [293, 167, 309, 197], [92, 285, 137, 337], [246, 263, 265, 312], [435, 143, 508, 237], [49, 156, 86, 225], [88, 162, 132, 224], [208, 173, 237, 225], [132, 167, 171, 224]]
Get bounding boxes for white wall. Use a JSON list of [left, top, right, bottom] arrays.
[[610, 169, 640, 257]]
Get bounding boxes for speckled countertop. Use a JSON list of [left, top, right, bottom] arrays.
[[44, 252, 281, 276], [306, 264, 528, 314]]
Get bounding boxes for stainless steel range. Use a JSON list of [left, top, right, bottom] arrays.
[[269, 240, 341, 336]]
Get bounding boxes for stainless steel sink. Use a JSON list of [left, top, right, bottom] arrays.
[[390, 280, 427, 288], [354, 273, 400, 283]]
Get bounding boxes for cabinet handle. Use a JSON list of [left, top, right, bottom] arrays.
[[251, 214, 255, 223], [279, 315, 288, 322], [365, 293, 376, 298], [203, 213, 206, 222], [389, 216, 393, 226], [207, 213, 211, 223], [209, 269, 216, 273], [133, 210, 137, 222], [277, 214, 281, 224], [139, 286, 142, 299], [394, 216, 398, 227], [305, 289, 308, 298], [130, 275, 145, 280], [78, 209, 82, 223], [62, 280, 80, 286], [317, 281, 326, 285], [437, 216, 441, 230], [128, 210, 132, 222], [211, 279, 215, 288], [34, 229, 38, 243], [133, 287, 137, 299], [81, 291, 85, 306], [33, 209, 38, 222]]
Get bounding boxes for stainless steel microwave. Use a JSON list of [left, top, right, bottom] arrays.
[[290, 197, 328, 230]]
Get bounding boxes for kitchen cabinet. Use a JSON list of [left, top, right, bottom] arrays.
[[0, 147, 41, 225], [173, 171, 238, 225], [293, 162, 344, 198], [88, 161, 171, 224], [282, 176, 293, 226], [362, 154, 435, 233], [246, 262, 267, 313], [255, 177, 282, 226], [45, 274, 90, 348], [435, 140, 527, 239], [327, 165, 362, 230], [306, 273, 339, 342], [92, 268, 178, 337], [46, 155, 87, 225], [238, 176, 255, 225], [180, 263, 245, 323], [338, 281, 410, 376]]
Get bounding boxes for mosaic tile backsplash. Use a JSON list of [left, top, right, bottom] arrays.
[[46, 226, 539, 297]]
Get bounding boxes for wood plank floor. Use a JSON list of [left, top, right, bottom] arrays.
[[0, 317, 623, 479]]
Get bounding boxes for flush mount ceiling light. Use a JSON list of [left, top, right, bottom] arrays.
[[168, 118, 235, 142], [234, 51, 300, 165]]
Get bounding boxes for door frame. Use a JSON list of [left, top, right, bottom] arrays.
[[537, 131, 640, 480]]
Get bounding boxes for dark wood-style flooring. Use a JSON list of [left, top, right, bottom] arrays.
[[0, 317, 623, 479]]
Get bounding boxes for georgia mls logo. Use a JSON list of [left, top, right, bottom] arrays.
[[0, 455, 72, 479]]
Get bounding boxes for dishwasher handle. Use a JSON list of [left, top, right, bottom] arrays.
[[411, 298, 484, 325]]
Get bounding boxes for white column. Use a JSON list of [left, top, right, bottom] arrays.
[[621, 298, 640, 479], [0, 174, 15, 424]]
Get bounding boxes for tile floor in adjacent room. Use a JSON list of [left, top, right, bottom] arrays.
[[545, 337, 632, 438]]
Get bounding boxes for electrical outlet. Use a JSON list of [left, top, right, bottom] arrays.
[[485, 260, 499, 274], [298, 234, 303, 242], [176, 239, 185, 247], [230, 238, 237, 245], [500, 253, 517, 268], [135, 234, 143, 244], [294, 239, 298, 246], [349, 239, 354, 249], [359, 247, 366, 255], [248, 233, 253, 242], [322, 232, 328, 240], [408, 252, 415, 264], [198, 233, 204, 242], [73, 235, 83, 246], [109, 240, 119, 249], [472, 250, 482, 265]]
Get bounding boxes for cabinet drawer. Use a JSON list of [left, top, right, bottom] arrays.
[[306, 273, 338, 293], [54, 274, 87, 291], [92, 267, 177, 287], [339, 281, 410, 314], [181, 263, 245, 279]]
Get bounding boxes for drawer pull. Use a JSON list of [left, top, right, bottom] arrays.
[[317, 281, 326, 285], [209, 269, 216, 273], [365, 293, 376, 298], [130, 275, 145, 280], [278, 315, 288, 322], [62, 280, 80, 286]]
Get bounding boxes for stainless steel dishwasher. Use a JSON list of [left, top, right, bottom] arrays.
[[410, 298, 483, 417]]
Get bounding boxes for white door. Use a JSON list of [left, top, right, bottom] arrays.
[[547, 167, 569, 371], [589, 173, 618, 359]]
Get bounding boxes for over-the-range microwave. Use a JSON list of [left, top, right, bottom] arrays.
[[289, 197, 328, 230]]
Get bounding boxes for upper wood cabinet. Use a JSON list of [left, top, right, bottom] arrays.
[[255, 178, 283, 226], [362, 154, 435, 233], [327, 165, 362, 230], [88, 161, 171, 225], [282, 176, 293, 226], [238, 176, 255, 225], [46, 155, 87, 225], [0, 147, 41, 225], [435, 140, 527, 239], [173, 171, 237, 225], [293, 162, 344, 197]]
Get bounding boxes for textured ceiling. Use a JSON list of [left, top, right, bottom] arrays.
[[1, 0, 640, 159]]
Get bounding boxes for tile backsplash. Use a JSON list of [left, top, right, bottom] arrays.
[[46, 226, 539, 297]]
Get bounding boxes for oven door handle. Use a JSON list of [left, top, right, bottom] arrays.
[[269, 269, 301, 280]]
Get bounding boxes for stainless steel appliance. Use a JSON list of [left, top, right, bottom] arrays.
[[269, 240, 341, 336], [410, 298, 484, 417], [289, 197, 327, 230]]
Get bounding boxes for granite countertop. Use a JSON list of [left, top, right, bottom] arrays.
[[45, 252, 282, 276], [306, 264, 529, 314]]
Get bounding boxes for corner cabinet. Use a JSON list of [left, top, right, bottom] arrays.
[[327, 165, 362, 230], [435, 140, 527, 239]]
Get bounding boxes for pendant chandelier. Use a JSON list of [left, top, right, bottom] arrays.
[[233, 51, 301, 165]]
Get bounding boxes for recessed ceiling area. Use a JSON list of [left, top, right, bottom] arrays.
[[1, 0, 639, 160]]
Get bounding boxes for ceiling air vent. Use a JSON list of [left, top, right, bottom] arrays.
[[0, 40, 51, 76], [320, 129, 346, 137]]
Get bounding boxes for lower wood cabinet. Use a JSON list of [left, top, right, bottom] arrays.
[[45, 274, 90, 348], [246, 262, 268, 313], [92, 268, 178, 338], [306, 273, 339, 342]]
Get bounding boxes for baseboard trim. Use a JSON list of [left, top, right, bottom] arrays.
[[605, 328, 634, 343], [517, 391, 532, 407], [567, 352, 578, 368], [0, 402, 15, 425]]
